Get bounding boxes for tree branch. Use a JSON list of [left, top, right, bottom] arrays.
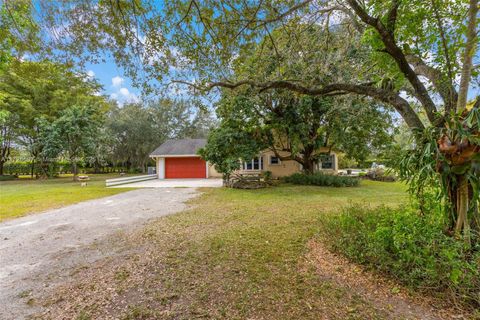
[[346, 0, 440, 126], [406, 54, 458, 114], [255, 0, 313, 27], [386, 0, 400, 34], [431, 0, 454, 87], [172, 79, 425, 129]]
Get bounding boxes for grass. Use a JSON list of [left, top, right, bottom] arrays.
[[0, 174, 134, 221], [44, 180, 417, 319]]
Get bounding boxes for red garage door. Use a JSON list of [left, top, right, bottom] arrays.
[[165, 157, 206, 179]]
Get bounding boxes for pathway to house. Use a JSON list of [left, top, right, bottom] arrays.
[[0, 188, 199, 320]]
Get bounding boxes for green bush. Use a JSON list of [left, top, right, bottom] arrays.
[[284, 172, 359, 187], [0, 175, 17, 181], [3, 162, 34, 175], [262, 170, 273, 182], [320, 206, 480, 307], [3, 161, 131, 176]]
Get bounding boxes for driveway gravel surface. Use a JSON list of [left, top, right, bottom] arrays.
[[0, 188, 198, 320]]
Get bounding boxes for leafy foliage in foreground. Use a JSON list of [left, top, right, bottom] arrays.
[[397, 105, 479, 236], [320, 205, 480, 308], [284, 173, 359, 187]]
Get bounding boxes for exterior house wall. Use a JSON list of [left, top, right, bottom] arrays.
[[261, 150, 302, 178], [316, 147, 338, 174], [238, 148, 338, 178], [208, 163, 222, 178], [157, 157, 165, 179], [151, 147, 338, 180]]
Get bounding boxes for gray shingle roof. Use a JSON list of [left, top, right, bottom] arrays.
[[150, 139, 207, 156]]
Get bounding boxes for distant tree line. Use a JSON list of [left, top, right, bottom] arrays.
[[0, 59, 214, 180]]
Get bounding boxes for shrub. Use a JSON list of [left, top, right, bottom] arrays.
[[3, 161, 131, 176], [3, 162, 34, 175], [0, 175, 17, 181], [262, 170, 273, 182], [320, 205, 480, 308], [284, 172, 359, 187]]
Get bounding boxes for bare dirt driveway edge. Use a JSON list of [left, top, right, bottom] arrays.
[[0, 188, 199, 320]]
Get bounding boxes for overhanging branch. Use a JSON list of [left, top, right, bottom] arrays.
[[406, 54, 458, 114], [346, 0, 440, 126], [171, 79, 425, 130]]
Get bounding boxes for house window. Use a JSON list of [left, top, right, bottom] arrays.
[[320, 154, 335, 170], [270, 156, 280, 165], [243, 157, 263, 170]]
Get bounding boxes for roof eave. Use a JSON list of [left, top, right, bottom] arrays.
[[149, 154, 201, 158]]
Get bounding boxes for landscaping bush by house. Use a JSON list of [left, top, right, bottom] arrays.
[[320, 205, 480, 308], [284, 172, 359, 187]]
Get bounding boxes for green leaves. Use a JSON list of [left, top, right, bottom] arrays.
[[465, 104, 480, 129], [39, 104, 102, 163], [199, 124, 264, 177]]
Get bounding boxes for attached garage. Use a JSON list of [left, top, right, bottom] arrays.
[[165, 157, 206, 179], [149, 138, 221, 179]]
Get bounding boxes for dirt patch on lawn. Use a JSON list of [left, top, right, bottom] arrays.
[[305, 240, 473, 320]]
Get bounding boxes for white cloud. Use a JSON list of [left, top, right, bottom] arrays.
[[109, 77, 139, 104], [126, 92, 139, 103], [119, 87, 130, 96], [110, 87, 139, 105], [84, 70, 95, 81], [112, 76, 124, 87]]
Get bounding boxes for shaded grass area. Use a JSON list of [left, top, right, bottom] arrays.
[[42, 181, 418, 320], [0, 174, 134, 221]]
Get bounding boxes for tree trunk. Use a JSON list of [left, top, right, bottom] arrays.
[[454, 175, 471, 243], [30, 159, 35, 178], [302, 158, 315, 174], [72, 162, 78, 181], [93, 160, 100, 174], [0, 160, 4, 175], [469, 184, 479, 234]]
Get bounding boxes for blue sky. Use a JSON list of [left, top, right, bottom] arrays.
[[84, 59, 140, 105]]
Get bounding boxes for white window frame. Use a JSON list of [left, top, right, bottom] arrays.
[[242, 156, 263, 171], [319, 154, 335, 170], [269, 155, 281, 165]]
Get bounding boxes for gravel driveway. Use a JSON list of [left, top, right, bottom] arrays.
[[0, 188, 199, 320]]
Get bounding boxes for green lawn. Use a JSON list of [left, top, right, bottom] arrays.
[[0, 174, 134, 221], [43, 180, 424, 320]]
